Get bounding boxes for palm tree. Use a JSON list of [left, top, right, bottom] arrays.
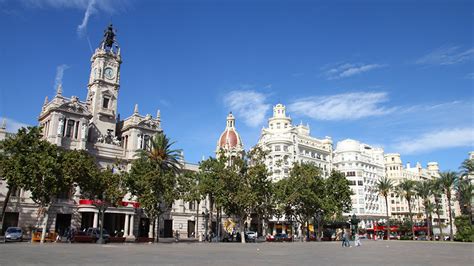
[[459, 158, 474, 180], [396, 179, 417, 240], [425, 201, 435, 241], [136, 132, 183, 241], [138, 133, 183, 175], [457, 180, 474, 223], [415, 180, 433, 240], [431, 179, 445, 241], [439, 171, 457, 241], [376, 176, 394, 240]]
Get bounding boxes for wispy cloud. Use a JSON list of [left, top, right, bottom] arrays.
[[466, 72, 474, 79], [393, 127, 474, 154], [1, 117, 31, 133], [288, 92, 395, 121], [54, 64, 69, 90], [223, 90, 270, 127], [16, 0, 128, 37], [415, 46, 474, 66], [77, 0, 96, 37], [323, 63, 386, 80]]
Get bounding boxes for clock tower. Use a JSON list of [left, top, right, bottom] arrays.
[[86, 24, 122, 142]]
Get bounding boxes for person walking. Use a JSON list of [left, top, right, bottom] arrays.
[[355, 234, 361, 247]]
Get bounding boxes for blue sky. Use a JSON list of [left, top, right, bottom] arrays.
[[0, 0, 473, 171]]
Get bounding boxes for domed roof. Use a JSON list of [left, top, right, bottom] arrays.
[[217, 112, 243, 150]]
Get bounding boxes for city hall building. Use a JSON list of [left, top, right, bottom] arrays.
[[0, 25, 205, 240]]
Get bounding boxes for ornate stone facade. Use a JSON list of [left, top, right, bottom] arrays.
[[257, 104, 333, 181]]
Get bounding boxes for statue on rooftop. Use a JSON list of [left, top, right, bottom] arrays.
[[102, 24, 116, 49]]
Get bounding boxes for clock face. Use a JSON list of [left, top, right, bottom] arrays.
[[104, 67, 114, 79]]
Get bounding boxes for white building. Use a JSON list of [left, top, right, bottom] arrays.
[[257, 104, 333, 182], [333, 139, 386, 229], [0, 25, 205, 240]]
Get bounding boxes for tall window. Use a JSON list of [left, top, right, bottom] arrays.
[[102, 97, 110, 109], [189, 201, 195, 210], [65, 120, 75, 138], [74, 121, 80, 139]]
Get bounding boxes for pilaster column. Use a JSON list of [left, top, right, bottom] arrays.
[[124, 214, 129, 237], [272, 225, 277, 235], [93, 212, 98, 228], [282, 225, 286, 234], [129, 215, 135, 237]]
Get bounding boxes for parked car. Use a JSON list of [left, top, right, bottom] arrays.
[[267, 233, 292, 242], [245, 231, 257, 242], [4, 227, 23, 242], [86, 228, 110, 243]]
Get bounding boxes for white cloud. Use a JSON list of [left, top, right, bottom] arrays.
[[54, 64, 69, 90], [17, 0, 127, 37], [288, 92, 395, 121], [77, 0, 96, 37], [223, 90, 270, 127], [415, 46, 474, 66], [393, 128, 474, 154], [324, 63, 386, 80], [1, 117, 31, 133]]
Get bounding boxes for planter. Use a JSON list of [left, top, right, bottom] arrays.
[[136, 237, 154, 243], [109, 237, 126, 243]]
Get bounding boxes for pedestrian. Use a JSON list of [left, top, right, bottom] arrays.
[[355, 234, 361, 247], [341, 231, 345, 247]]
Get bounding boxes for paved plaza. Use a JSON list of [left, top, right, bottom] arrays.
[[0, 240, 472, 265]]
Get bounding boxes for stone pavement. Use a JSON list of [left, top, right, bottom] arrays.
[[0, 240, 472, 265]]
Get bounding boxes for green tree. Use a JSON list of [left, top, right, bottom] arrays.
[[396, 179, 417, 240], [126, 133, 183, 242], [415, 180, 433, 240], [454, 215, 474, 242], [321, 170, 352, 240], [218, 147, 272, 243], [457, 180, 473, 222], [439, 171, 457, 241], [0, 127, 46, 234], [283, 162, 324, 241], [376, 175, 394, 240], [1, 127, 78, 243], [197, 155, 227, 239]]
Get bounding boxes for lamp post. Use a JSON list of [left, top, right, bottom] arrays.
[[202, 208, 209, 241], [93, 197, 109, 244], [315, 210, 324, 242], [350, 214, 359, 240]]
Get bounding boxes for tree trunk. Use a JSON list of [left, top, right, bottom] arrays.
[[240, 217, 246, 243], [385, 195, 390, 241], [436, 205, 443, 241], [424, 201, 431, 241], [40, 206, 50, 243], [0, 187, 13, 234], [317, 219, 322, 242], [447, 193, 453, 241], [408, 201, 415, 240], [196, 201, 199, 239], [156, 214, 160, 243]]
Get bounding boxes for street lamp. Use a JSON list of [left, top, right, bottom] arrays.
[[92, 197, 109, 244], [202, 208, 209, 241], [350, 214, 360, 240]]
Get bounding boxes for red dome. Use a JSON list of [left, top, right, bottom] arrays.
[[219, 130, 239, 148]]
